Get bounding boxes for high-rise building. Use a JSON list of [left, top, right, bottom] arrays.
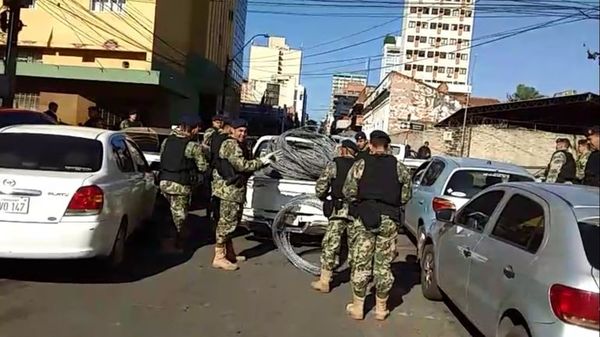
[[380, 35, 403, 82], [397, 0, 475, 93], [247, 36, 302, 110]]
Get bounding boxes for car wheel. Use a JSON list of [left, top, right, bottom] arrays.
[[104, 221, 128, 270], [420, 244, 443, 301], [498, 317, 530, 337]]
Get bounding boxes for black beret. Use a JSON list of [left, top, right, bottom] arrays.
[[231, 118, 248, 129], [370, 130, 391, 144], [212, 115, 224, 121], [341, 139, 359, 153], [355, 131, 367, 141], [586, 126, 600, 136]]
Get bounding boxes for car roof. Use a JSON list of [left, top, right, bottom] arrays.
[[124, 127, 173, 135], [0, 109, 42, 113], [0, 124, 116, 140], [499, 182, 600, 208], [433, 155, 531, 175]]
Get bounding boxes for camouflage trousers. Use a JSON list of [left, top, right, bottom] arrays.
[[320, 218, 356, 271], [215, 199, 243, 245], [160, 183, 192, 234], [351, 216, 398, 299]]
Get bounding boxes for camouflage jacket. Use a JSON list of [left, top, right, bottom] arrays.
[[202, 127, 218, 148], [576, 151, 591, 181], [315, 159, 351, 219], [343, 156, 412, 205], [212, 138, 264, 204], [159, 130, 208, 195], [544, 151, 567, 183], [119, 119, 143, 130]]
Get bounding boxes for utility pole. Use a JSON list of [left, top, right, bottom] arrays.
[[460, 54, 477, 157], [1, 0, 29, 108]]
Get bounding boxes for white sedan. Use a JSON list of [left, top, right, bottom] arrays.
[[0, 125, 157, 267]]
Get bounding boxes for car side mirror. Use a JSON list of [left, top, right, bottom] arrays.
[[435, 209, 455, 223]]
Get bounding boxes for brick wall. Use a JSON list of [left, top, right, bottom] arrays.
[[391, 124, 581, 169]]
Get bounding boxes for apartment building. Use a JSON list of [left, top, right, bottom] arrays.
[[380, 35, 403, 83], [2, 0, 243, 126], [397, 0, 475, 94]]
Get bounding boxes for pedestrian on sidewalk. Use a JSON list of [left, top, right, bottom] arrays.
[[343, 130, 412, 321], [311, 139, 359, 293]]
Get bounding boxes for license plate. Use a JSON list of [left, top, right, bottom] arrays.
[[0, 197, 30, 214]]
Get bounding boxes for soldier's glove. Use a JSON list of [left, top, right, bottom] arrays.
[[259, 150, 282, 165]]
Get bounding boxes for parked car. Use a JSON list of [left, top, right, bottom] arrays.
[[404, 156, 535, 259], [0, 125, 157, 267], [0, 108, 58, 128], [421, 182, 599, 337]]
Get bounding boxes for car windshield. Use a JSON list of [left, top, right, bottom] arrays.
[[0, 111, 56, 128], [578, 217, 599, 270], [0, 133, 103, 172], [445, 170, 533, 198], [390, 145, 402, 156]]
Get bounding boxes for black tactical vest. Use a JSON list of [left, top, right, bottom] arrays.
[[160, 135, 196, 185], [330, 157, 355, 199], [583, 150, 600, 187], [358, 154, 402, 210], [210, 132, 230, 166], [555, 150, 576, 183], [356, 148, 370, 160]]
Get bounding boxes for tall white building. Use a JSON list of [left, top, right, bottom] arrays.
[[380, 35, 403, 83], [397, 0, 475, 93]]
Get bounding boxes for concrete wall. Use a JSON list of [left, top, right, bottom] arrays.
[[392, 125, 580, 169]]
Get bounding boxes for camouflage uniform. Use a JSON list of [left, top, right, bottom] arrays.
[[119, 119, 143, 130], [212, 138, 264, 244], [544, 151, 568, 183], [343, 158, 412, 299], [202, 127, 218, 148], [159, 130, 208, 233], [576, 151, 591, 182], [315, 161, 356, 271]]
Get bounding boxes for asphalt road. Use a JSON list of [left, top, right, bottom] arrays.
[[0, 211, 481, 337]]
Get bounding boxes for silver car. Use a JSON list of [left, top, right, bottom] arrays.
[[421, 182, 599, 337], [404, 156, 534, 259]]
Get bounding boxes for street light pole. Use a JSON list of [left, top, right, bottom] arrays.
[[220, 33, 269, 115]]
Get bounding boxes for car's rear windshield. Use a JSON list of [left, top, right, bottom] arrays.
[[0, 111, 56, 128], [0, 133, 103, 172], [444, 170, 533, 198], [578, 218, 599, 270]]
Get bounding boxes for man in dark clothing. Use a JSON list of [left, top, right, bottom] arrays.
[[355, 131, 370, 159], [417, 141, 432, 159], [583, 126, 600, 187], [120, 110, 143, 129], [43, 102, 59, 122], [83, 106, 106, 129], [543, 138, 577, 184]]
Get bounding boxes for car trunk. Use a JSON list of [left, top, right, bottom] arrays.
[[0, 170, 92, 224]]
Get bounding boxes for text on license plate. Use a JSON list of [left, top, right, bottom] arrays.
[[0, 197, 30, 214]]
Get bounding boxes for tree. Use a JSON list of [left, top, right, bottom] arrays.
[[506, 84, 545, 102]]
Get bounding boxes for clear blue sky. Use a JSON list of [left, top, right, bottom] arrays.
[[244, 4, 600, 122]]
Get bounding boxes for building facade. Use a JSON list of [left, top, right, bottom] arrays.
[[380, 35, 403, 83], [397, 0, 475, 94], [2, 0, 240, 126], [325, 72, 367, 134]]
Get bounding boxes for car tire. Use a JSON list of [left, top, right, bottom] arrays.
[[420, 244, 443, 301], [498, 317, 530, 337], [103, 220, 128, 270]]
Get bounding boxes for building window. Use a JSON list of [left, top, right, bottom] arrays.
[[91, 0, 126, 12], [432, 8, 439, 15], [442, 23, 449, 30], [404, 64, 412, 71], [452, 24, 458, 31], [463, 40, 470, 47], [466, 10, 473, 17], [440, 52, 447, 59], [439, 67, 446, 73], [418, 50, 426, 57], [429, 37, 436, 45], [417, 65, 424, 72], [450, 38, 457, 45], [448, 68, 454, 74], [422, 22, 429, 29], [448, 53, 455, 60], [452, 9, 459, 16], [426, 65, 433, 72], [427, 51, 434, 58], [464, 25, 471, 32], [422, 7, 430, 14], [461, 53, 468, 61], [443, 8, 451, 15], [410, 6, 417, 13], [409, 21, 416, 28], [407, 35, 415, 42], [420, 36, 427, 43], [430, 23, 437, 29], [441, 38, 448, 45], [460, 68, 467, 75]]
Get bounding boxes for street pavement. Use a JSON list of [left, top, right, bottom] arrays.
[[0, 211, 481, 337]]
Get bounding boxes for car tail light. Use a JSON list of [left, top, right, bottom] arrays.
[[432, 197, 455, 212], [65, 185, 104, 216], [550, 284, 599, 330]]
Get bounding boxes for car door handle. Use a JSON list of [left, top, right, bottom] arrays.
[[462, 248, 472, 258], [503, 266, 515, 279], [418, 200, 424, 205]]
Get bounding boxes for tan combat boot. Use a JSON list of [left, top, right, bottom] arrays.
[[212, 245, 238, 271], [310, 269, 332, 293], [374, 296, 390, 320], [346, 294, 365, 320], [225, 240, 247, 263]]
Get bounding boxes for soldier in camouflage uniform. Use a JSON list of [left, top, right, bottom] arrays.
[[211, 119, 278, 271], [311, 140, 359, 293], [543, 138, 576, 184], [576, 139, 591, 183], [119, 110, 143, 130], [343, 130, 412, 321], [202, 114, 224, 150], [159, 115, 208, 253]]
